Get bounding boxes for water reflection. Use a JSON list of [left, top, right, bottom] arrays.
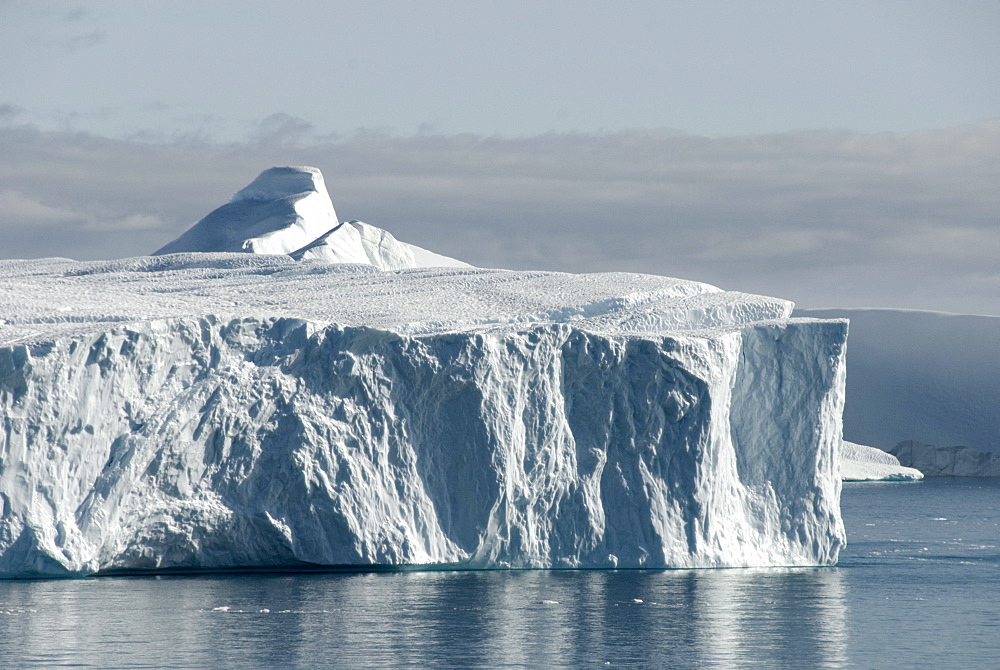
[[0, 567, 850, 668], [693, 569, 848, 668]]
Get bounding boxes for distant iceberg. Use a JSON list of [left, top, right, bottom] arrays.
[[841, 441, 922, 482], [798, 308, 1000, 477], [889, 440, 1000, 477], [0, 168, 848, 578]]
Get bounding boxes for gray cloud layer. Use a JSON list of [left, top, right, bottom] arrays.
[[1, 121, 998, 314]]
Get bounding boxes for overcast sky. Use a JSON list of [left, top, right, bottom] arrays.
[[1, 1, 999, 314]]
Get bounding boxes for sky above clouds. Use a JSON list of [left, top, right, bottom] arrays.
[[1, 1, 999, 314], [3, 0, 999, 139]]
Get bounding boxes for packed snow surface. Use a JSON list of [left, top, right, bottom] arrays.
[[841, 441, 923, 482], [0, 254, 848, 577]]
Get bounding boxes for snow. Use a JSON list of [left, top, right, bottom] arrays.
[[153, 167, 339, 256], [841, 441, 923, 482], [153, 166, 468, 270], [0, 255, 795, 346], [402, 241, 471, 269], [798, 308, 1000, 476], [0, 256, 848, 577], [231, 165, 330, 204]]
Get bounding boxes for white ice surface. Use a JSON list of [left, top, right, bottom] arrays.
[[0, 255, 847, 577], [403, 241, 471, 269], [153, 167, 340, 257], [840, 441, 923, 482], [291, 221, 417, 270], [153, 166, 467, 271], [0, 255, 796, 346]]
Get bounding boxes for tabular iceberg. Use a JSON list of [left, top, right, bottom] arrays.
[[889, 441, 1000, 477], [0, 168, 848, 578], [841, 441, 923, 482]]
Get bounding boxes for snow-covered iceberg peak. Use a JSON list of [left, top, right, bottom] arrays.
[[231, 165, 331, 204], [153, 166, 339, 257], [153, 166, 470, 270]]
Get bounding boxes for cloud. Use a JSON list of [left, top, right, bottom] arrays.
[[254, 113, 320, 147], [63, 7, 89, 22], [65, 30, 105, 53], [0, 104, 23, 122], [80, 213, 166, 233], [0, 190, 84, 224], [0, 186, 167, 259], [0, 121, 997, 314]]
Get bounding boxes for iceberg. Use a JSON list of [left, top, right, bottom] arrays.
[[153, 166, 469, 269], [840, 441, 922, 482], [889, 441, 1000, 477], [0, 168, 848, 578]]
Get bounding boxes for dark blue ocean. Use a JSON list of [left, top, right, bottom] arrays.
[[1, 478, 997, 669]]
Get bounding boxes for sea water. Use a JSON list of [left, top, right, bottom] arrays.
[[1, 478, 997, 669]]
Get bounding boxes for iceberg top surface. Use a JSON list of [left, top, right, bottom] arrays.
[[0, 254, 796, 347], [230, 166, 327, 203]]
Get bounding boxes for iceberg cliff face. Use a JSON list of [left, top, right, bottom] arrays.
[[889, 441, 1000, 477], [0, 256, 847, 577]]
